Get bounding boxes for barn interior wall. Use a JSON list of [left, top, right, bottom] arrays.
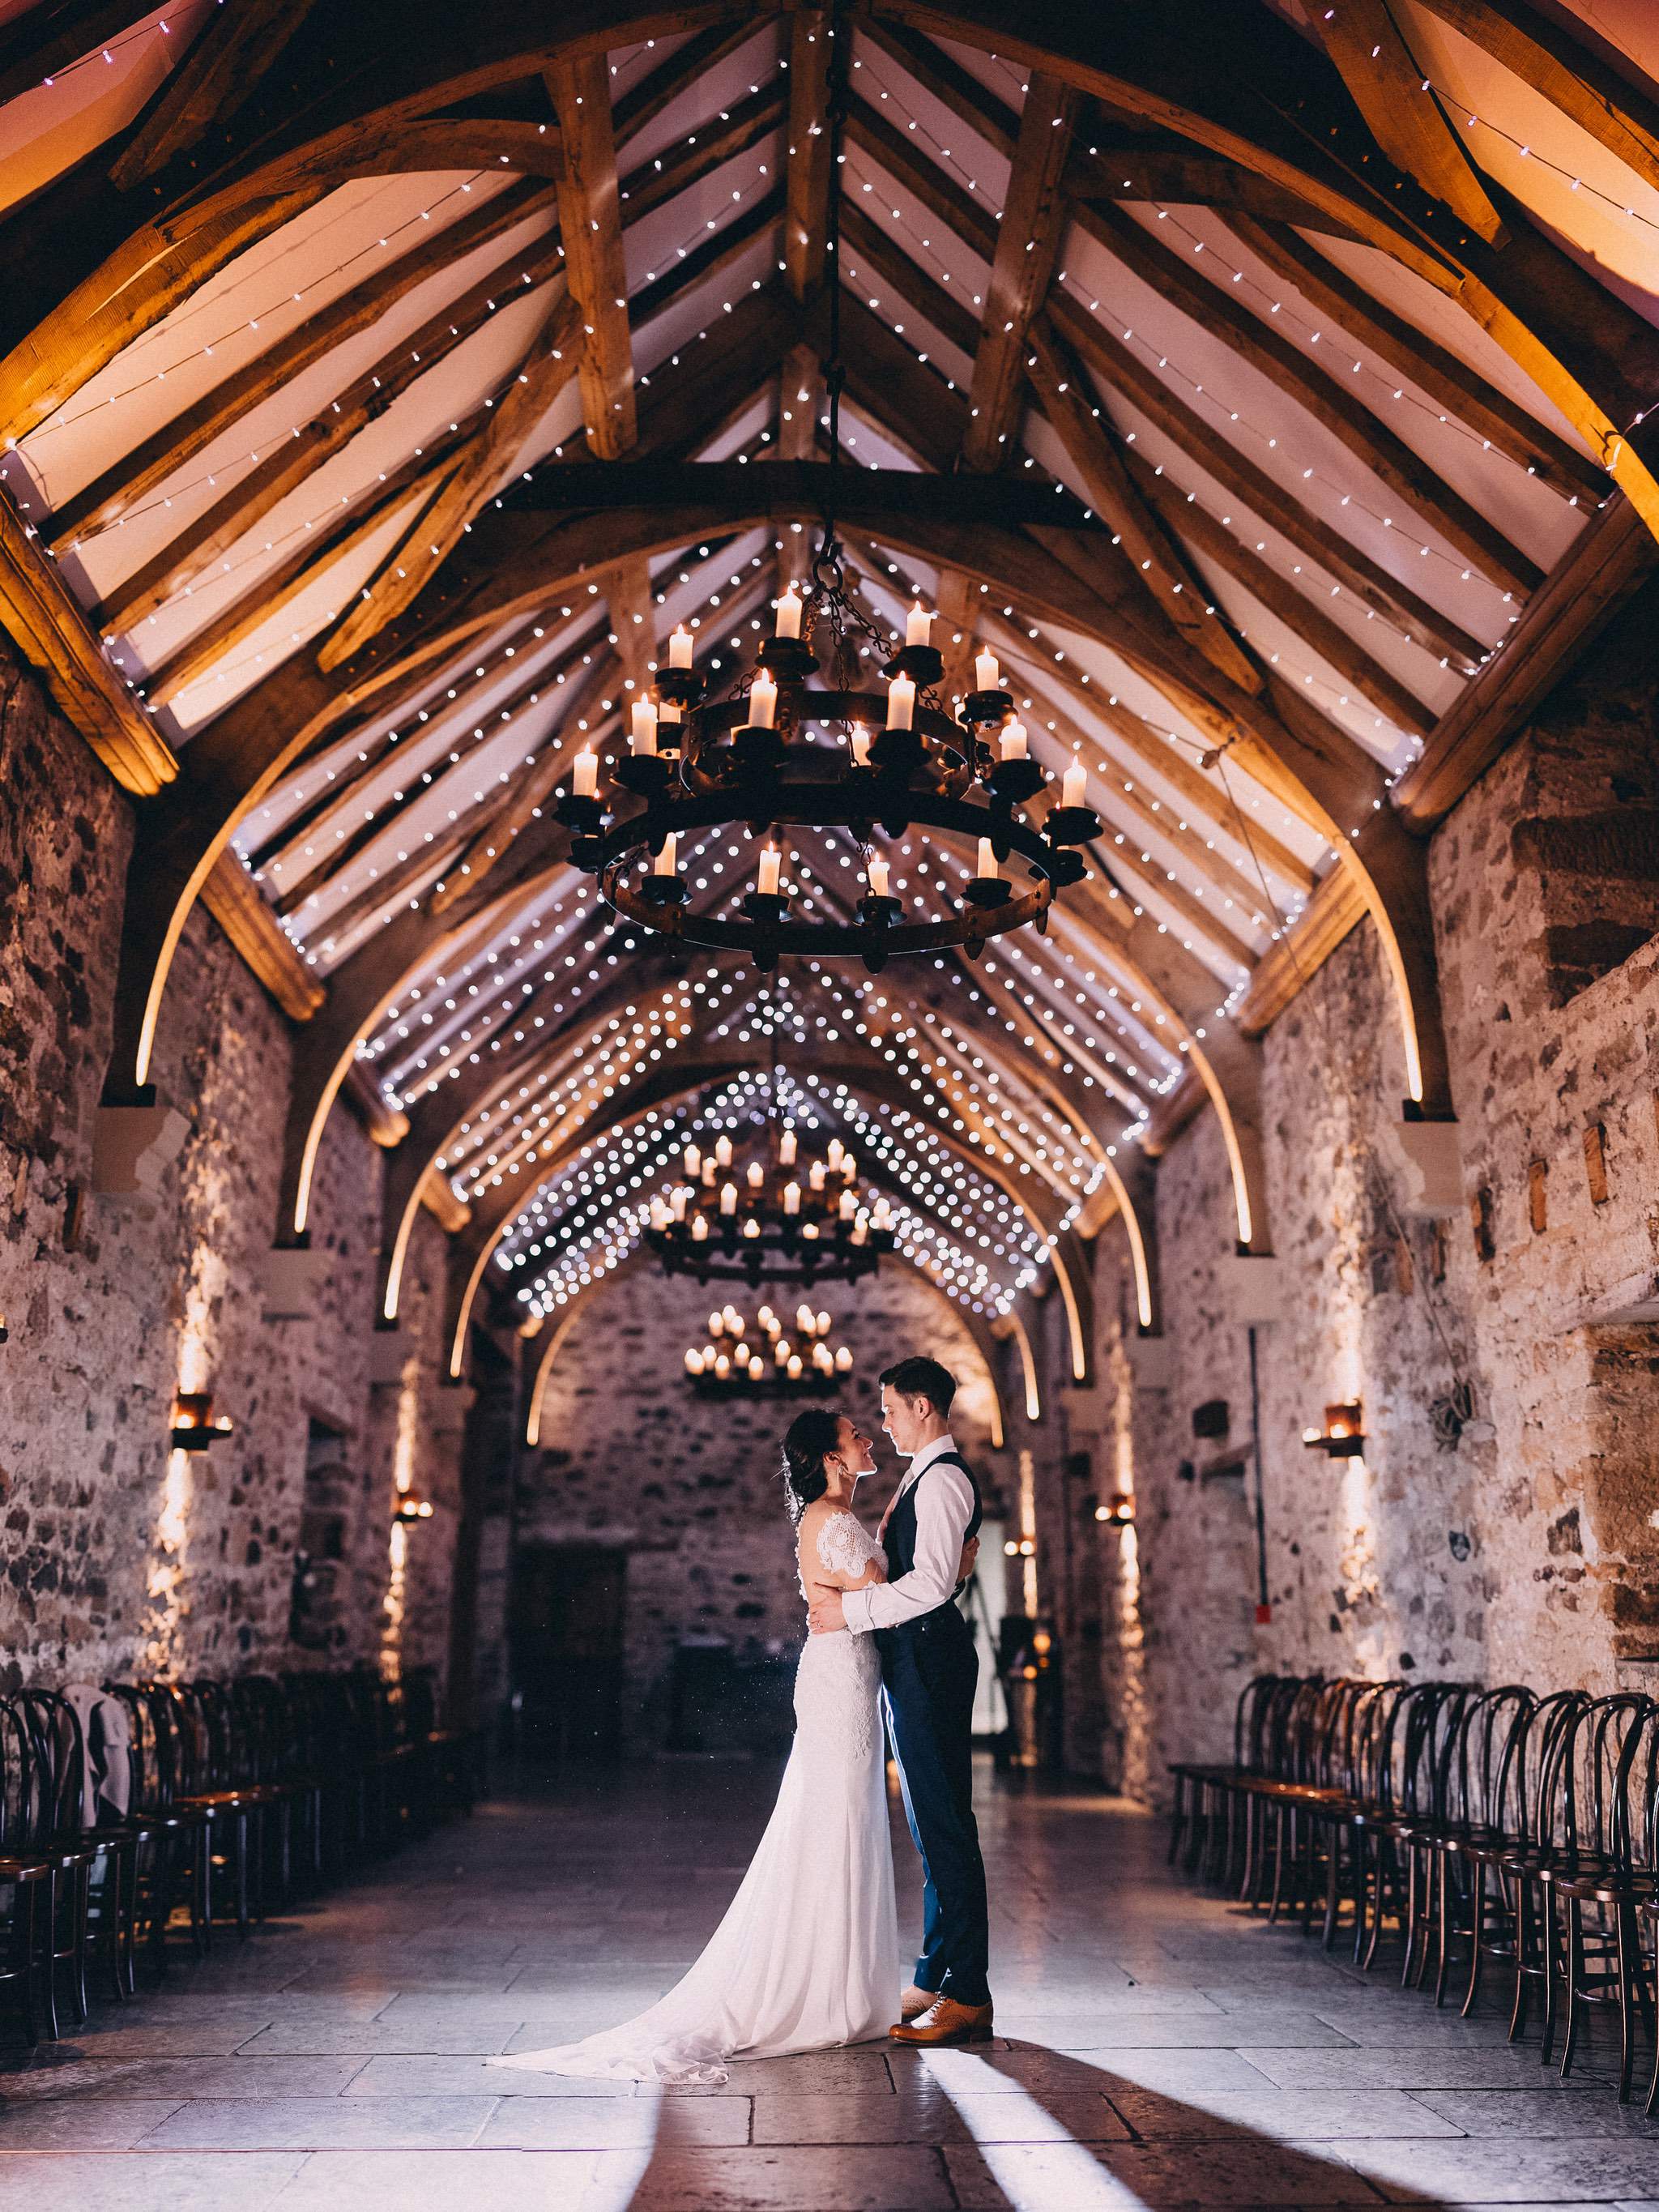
[[1082, 583, 1659, 1799], [0, 647, 468, 1691]]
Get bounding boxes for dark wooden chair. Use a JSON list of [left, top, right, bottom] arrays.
[[0, 1697, 53, 2044]]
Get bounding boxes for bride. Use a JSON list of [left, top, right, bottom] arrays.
[[492, 1405, 937, 2087]]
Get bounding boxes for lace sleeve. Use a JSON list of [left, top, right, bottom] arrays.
[[815, 1510, 882, 1582]]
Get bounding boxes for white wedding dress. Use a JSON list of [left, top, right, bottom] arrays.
[[492, 1508, 901, 2087]]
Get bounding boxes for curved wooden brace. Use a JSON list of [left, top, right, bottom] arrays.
[[522, 1244, 1012, 1450]]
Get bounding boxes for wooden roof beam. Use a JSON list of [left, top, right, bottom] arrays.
[[1025, 314, 1260, 694], [1312, 0, 1504, 243], [109, 0, 322, 189], [548, 51, 637, 459], [784, 6, 835, 303], [961, 72, 1078, 469]]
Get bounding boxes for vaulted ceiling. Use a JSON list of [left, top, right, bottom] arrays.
[[2, 0, 1657, 1372]]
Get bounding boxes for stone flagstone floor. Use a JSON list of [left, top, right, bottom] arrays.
[[4, 1759, 1659, 2208]]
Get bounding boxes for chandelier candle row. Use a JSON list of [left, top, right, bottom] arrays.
[[556, 574, 1102, 974], [684, 1302, 852, 1394], [645, 1121, 896, 1284]]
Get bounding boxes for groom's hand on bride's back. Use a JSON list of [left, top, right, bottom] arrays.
[[807, 1589, 847, 1636], [957, 1536, 979, 1588]]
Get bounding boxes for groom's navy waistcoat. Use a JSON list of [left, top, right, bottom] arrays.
[[877, 1453, 982, 1642]]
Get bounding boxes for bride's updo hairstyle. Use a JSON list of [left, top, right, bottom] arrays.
[[781, 1406, 842, 1525]]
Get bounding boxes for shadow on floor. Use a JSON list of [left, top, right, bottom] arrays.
[[605, 2038, 1471, 2210]]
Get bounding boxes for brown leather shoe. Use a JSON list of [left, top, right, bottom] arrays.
[[889, 1996, 994, 2045], [898, 1983, 936, 2021]]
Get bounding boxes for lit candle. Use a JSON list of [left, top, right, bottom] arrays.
[[748, 1356, 764, 1381], [974, 647, 1001, 692], [630, 697, 658, 754], [906, 598, 932, 647], [849, 723, 872, 767], [757, 844, 782, 897], [783, 1182, 801, 1215], [702, 1159, 716, 1187], [669, 624, 693, 669], [816, 1310, 830, 1335], [691, 1215, 709, 1242], [885, 673, 915, 730], [714, 1354, 731, 1380], [797, 1305, 813, 1334], [572, 747, 598, 797], [802, 1223, 819, 1241], [652, 831, 677, 876], [787, 1355, 803, 1380], [672, 1187, 689, 1222], [976, 835, 996, 880], [748, 671, 778, 729], [650, 1196, 668, 1230], [774, 583, 804, 639], [685, 1348, 704, 1374], [851, 1215, 868, 1245], [826, 1138, 843, 1172], [715, 1134, 732, 1168], [779, 1126, 797, 1166], [872, 1196, 893, 1230], [866, 854, 890, 900], [758, 1305, 776, 1330], [841, 1152, 856, 1181], [1062, 762, 1087, 809], [747, 1161, 764, 1190], [838, 1189, 856, 1222], [1000, 720, 1028, 760], [710, 1309, 725, 1338], [809, 1161, 826, 1193], [743, 1217, 760, 1240], [684, 1143, 701, 1179], [774, 1339, 790, 1365], [834, 1346, 853, 1372], [719, 1182, 737, 1216]]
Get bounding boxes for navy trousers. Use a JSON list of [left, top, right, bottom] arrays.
[[878, 1607, 991, 2007]]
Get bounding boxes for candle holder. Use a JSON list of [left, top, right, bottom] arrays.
[[870, 728, 925, 777], [1303, 1402, 1367, 1458], [741, 889, 789, 927], [962, 686, 1013, 726], [639, 873, 687, 908], [858, 893, 902, 929], [881, 643, 945, 688], [963, 873, 1015, 910], [614, 752, 674, 799], [1045, 802, 1103, 847], [755, 636, 817, 682], [171, 1390, 234, 1453], [394, 1495, 436, 1524], [730, 723, 787, 775], [987, 756, 1046, 807], [656, 666, 706, 711], [555, 789, 606, 835]]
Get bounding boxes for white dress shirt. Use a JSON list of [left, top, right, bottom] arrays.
[[842, 1433, 975, 1635]]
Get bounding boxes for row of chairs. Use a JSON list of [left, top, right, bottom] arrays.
[[1169, 1674, 1659, 2110], [0, 1667, 480, 2046]]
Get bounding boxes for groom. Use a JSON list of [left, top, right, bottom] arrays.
[[807, 1356, 992, 2045]]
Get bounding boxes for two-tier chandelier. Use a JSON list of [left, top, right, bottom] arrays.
[[684, 1303, 852, 1396], [556, 16, 1099, 975], [646, 1119, 896, 1285]]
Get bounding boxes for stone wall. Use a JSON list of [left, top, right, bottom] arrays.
[[1081, 581, 1659, 1798], [0, 648, 468, 1693], [510, 1262, 1013, 1750]]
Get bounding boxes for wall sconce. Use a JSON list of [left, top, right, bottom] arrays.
[[0, 1313, 8, 1344], [1303, 1402, 1366, 1458], [394, 1495, 435, 1524], [1094, 1493, 1136, 1527], [170, 1391, 233, 1452], [1003, 1536, 1036, 1557]]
